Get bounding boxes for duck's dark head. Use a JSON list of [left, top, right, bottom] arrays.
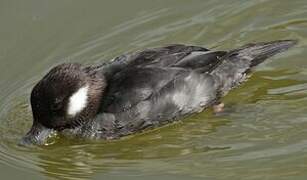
[[20, 63, 106, 146]]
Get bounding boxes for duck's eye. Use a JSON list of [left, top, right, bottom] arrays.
[[50, 98, 63, 111], [50, 102, 62, 111]]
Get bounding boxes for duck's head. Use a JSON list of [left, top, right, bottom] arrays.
[[20, 63, 105, 146]]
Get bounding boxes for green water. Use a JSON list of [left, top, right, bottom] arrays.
[[0, 0, 307, 179]]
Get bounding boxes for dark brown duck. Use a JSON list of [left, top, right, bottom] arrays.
[[21, 40, 297, 145]]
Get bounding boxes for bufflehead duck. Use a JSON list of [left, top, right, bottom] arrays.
[[21, 40, 296, 145]]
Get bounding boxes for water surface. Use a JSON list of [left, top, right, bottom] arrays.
[[0, 0, 307, 179]]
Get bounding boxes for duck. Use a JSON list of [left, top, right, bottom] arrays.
[[20, 40, 296, 145]]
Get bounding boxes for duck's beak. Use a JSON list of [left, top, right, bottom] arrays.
[[19, 122, 54, 146]]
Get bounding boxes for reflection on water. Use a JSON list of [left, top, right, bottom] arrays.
[[0, 0, 307, 179]]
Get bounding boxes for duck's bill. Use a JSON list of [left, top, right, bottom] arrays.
[[19, 122, 55, 146]]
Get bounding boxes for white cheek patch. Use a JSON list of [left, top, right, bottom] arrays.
[[67, 85, 89, 117]]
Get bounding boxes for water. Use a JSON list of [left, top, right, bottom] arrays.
[[0, 0, 307, 179]]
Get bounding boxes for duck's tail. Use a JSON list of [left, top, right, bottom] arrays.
[[211, 40, 297, 95]]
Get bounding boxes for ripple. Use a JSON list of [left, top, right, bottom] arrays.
[[217, 140, 307, 162], [0, 0, 307, 179]]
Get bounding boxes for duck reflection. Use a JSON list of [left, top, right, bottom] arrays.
[[35, 110, 230, 180]]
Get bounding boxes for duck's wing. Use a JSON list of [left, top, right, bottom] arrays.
[[100, 66, 187, 113], [97, 66, 218, 138], [94, 44, 226, 78], [113, 44, 209, 67]]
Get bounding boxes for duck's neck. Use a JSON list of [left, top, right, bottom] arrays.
[[82, 67, 107, 120]]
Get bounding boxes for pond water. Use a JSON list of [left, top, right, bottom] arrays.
[[0, 0, 307, 179]]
